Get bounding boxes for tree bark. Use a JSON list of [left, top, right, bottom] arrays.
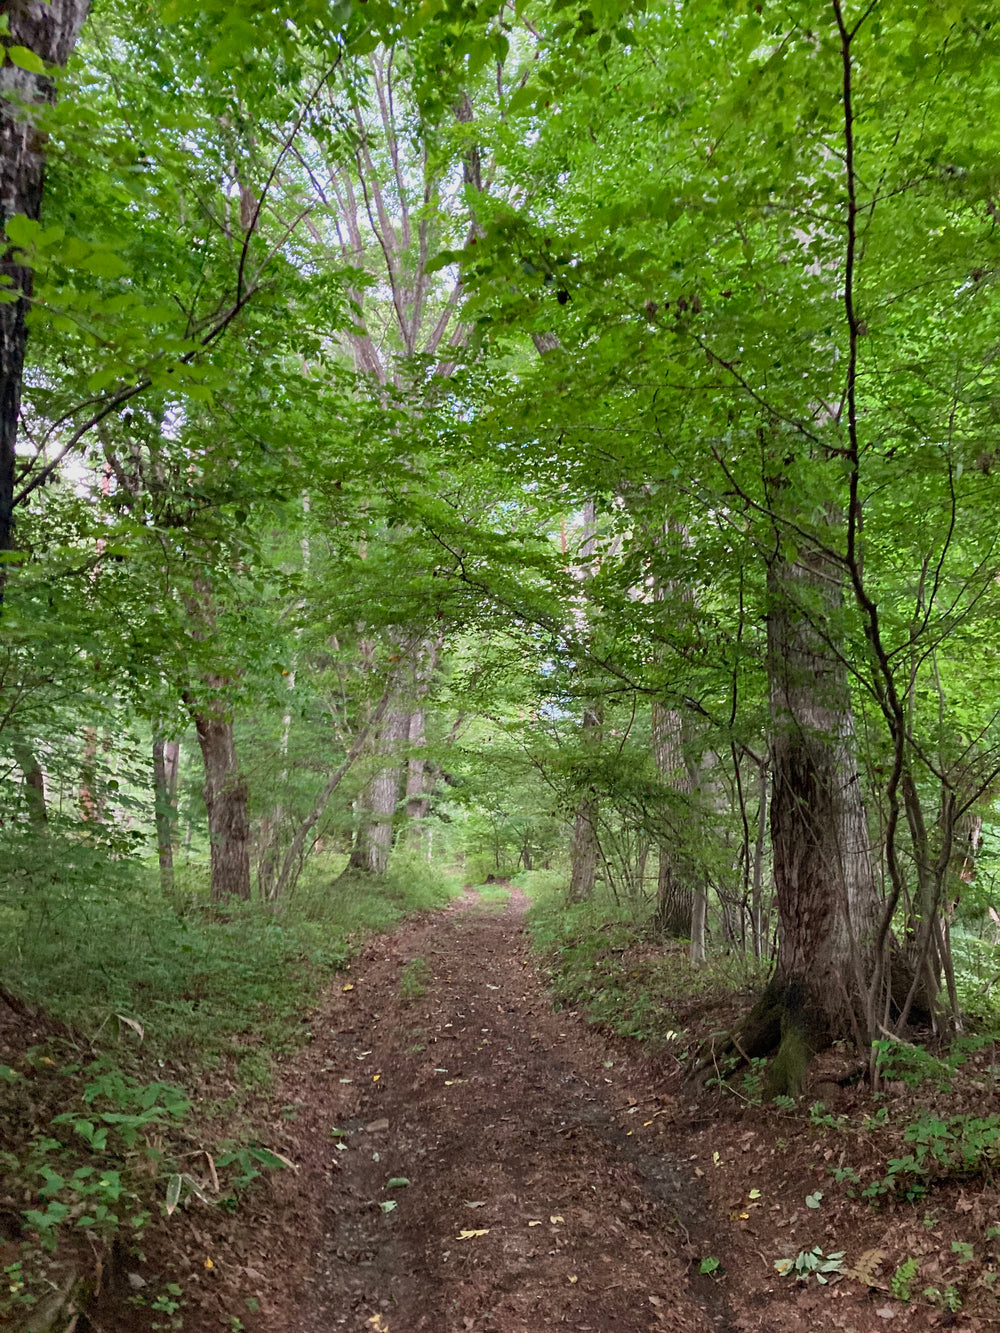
[[652, 701, 693, 936], [346, 702, 411, 877], [1, 0, 91, 574], [152, 736, 179, 894], [749, 550, 879, 1092], [192, 706, 250, 902], [11, 734, 46, 825], [568, 498, 601, 902], [568, 695, 602, 903]]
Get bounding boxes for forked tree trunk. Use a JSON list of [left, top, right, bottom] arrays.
[[152, 736, 179, 894], [1, 0, 91, 576], [741, 551, 879, 1093], [193, 708, 250, 902]]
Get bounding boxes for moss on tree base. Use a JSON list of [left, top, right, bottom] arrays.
[[696, 977, 840, 1099]]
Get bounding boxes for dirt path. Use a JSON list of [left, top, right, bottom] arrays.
[[258, 889, 735, 1333], [166, 886, 984, 1333]]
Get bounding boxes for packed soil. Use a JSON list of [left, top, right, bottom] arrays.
[[140, 887, 992, 1333]]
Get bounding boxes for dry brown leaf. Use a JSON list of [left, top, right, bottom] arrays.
[[456, 1229, 490, 1240], [847, 1248, 885, 1288]]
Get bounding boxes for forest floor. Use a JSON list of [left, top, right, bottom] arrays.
[[119, 885, 996, 1333]]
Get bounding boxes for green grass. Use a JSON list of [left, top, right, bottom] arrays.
[[524, 877, 767, 1045], [472, 881, 512, 910], [1, 835, 460, 1080]]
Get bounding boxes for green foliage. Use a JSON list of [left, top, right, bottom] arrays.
[[892, 1256, 921, 1301], [862, 1113, 1000, 1203], [527, 880, 765, 1045], [774, 1247, 846, 1284]]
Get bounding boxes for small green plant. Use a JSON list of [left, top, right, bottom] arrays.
[[149, 1281, 185, 1331], [872, 1039, 955, 1090], [774, 1247, 846, 1283], [399, 957, 432, 1001], [2, 1261, 34, 1311], [951, 1239, 975, 1263], [866, 1112, 1000, 1202], [891, 1256, 920, 1301], [808, 1101, 847, 1130], [772, 1094, 796, 1111], [829, 1164, 861, 1189], [699, 1256, 721, 1276], [215, 1145, 290, 1192], [923, 1284, 962, 1312]]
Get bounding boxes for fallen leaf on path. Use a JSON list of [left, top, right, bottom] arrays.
[[367, 1316, 389, 1332], [568, 1275, 578, 1284], [465, 1201, 487, 1208], [456, 1229, 489, 1240], [372, 1073, 381, 1082], [365, 1118, 390, 1133], [875, 1308, 896, 1320], [550, 1215, 564, 1224], [342, 984, 354, 992], [528, 1220, 542, 1227]]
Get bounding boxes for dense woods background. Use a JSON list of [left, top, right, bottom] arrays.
[[5, 0, 1000, 1326]]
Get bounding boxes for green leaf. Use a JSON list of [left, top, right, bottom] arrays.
[[7, 45, 45, 74], [5, 214, 39, 248], [386, 1177, 410, 1188]]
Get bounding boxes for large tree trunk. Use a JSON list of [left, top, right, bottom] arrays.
[[1, 0, 91, 573], [652, 702, 693, 936], [192, 707, 250, 902], [404, 705, 431, 848], [152, 736, 179, 894], [744, 550, 879, 1093], [346, 703, 411, 877]]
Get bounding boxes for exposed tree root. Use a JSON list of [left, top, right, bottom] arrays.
[[692, 979, 842, 1099]]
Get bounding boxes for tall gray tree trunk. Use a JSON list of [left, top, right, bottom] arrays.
[[1, 0, 91, 573], [193, 704, 250, 902], [346, 702, 411, 877], [652, 701, 693, 937], [152, 736, 179, 894], [568, 498, 602, 902], [404, 706, 430, 847]]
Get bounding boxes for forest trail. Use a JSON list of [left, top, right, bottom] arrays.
[[262, 886, 735, 1333], [202, 888, 934, 1333]]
